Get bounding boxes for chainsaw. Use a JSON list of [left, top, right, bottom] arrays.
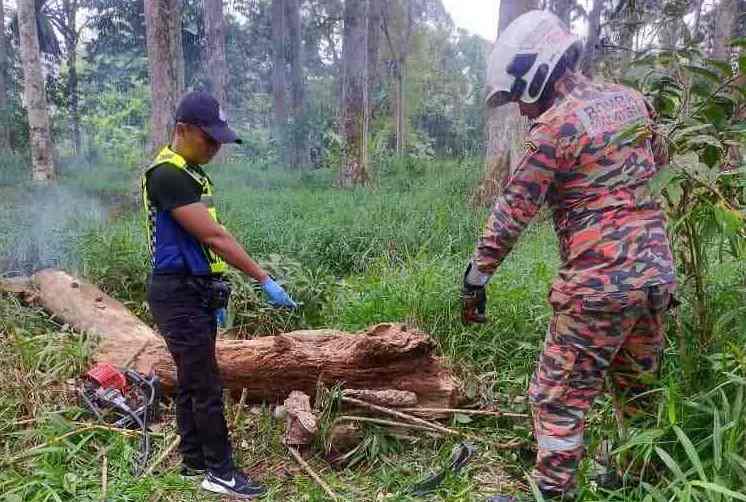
[[78, 362, 162, 475]]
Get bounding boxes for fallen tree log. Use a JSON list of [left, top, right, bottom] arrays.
[[2, 269, 460, 409]]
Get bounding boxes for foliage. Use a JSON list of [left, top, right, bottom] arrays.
[[0, 156, 745, 499], [620, 39, 746, 362], [79, 77, 150, 168]]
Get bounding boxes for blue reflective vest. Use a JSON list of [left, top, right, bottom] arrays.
[[141, 147, 226, 276]]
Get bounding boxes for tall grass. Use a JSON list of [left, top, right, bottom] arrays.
[[1, 156, 745, 500]]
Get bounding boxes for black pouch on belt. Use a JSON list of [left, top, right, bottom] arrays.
[[199, 278, 232, 310]]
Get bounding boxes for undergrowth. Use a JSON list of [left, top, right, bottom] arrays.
[[1, 157, 745, 501]]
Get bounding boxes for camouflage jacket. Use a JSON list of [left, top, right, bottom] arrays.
[[474, 73, 676, 296]]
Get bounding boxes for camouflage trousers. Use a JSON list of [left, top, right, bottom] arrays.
[[528, 284, 675, 496]]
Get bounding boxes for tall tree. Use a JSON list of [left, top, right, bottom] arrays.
[[382, 0, 415, 155], [0, 0, 9, 150], [581, 0, 603, 76], [271, 0, 289, 165], [367, 0, 382, 117], [286, 0, 309, 169], [204, 0, 227, 107], [473, 0, 537, 205], [338, 0, 368, 186], [712, 0, 738, 61], [49, 0, 82, 154], [170, 0, 184, 96], [145, 0, 180, 152], [549, 0, 575, 24], [18, 0, 55, 182]]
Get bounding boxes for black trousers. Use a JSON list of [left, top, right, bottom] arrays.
[[147, 274, 234, 475]]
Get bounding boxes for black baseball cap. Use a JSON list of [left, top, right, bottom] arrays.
[[175, 91, 242, 144]]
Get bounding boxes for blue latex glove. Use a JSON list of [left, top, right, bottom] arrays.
[[215, 308, 227, 328], [261, 277, 298, 308]]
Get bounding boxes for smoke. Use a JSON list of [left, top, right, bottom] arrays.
[[0, 184, 107, 276]]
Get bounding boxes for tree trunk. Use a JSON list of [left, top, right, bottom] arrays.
[[0, 0, 10, 150], [61, 0, 81, 155], [381, 0, 414, 156], [3, 270, 461, 410], [712, 0, 743, 170], [204, 0, 228, 108], [692, 0, 704, 37], [396, 62, 405, 154], [550, 0, 574, 24], [169, 0, 185, 96], [367, 0, 382, 117], [712, 0, 737, 61], [271, 0, 289, 166], [18, 0, 55, 182], [286, 0, 309, 169], [67, 50, 80, 155], [473, 0, 536, 206], [581, 0, 603, 76], [338, 0, 368, 186], [145, 0, 178, 153]]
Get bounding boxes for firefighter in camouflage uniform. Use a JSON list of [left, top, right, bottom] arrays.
[[460, 11, 677, 501]]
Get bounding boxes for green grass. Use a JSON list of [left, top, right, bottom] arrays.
[[1, 156, 746, 501]]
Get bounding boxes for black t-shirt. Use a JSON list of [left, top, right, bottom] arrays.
[[146, 164, 202, 211]]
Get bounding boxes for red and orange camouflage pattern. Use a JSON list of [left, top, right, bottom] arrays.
[[472, 72, 677, 497], [474, 72, 675, 296], [528, 285, 673, 494]]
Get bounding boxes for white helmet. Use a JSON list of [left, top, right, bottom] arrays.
[[486, 10, 581, 107]]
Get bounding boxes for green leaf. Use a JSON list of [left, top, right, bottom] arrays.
[[612, 428, 665, 454], [740, 54, 746, 77], [730, 36, 746, 49], [666, 183, 684, 207], [655, 446, 688, 484], [690, 481, 746, 501], [674, 425, 708, 482], [684, 64, 722, 83], [674, 124, 715, 138], [685, 134, 723, 150], [701, 103, 727, 128], [703, 145, 722, 169], [640, 483, 669, 502], [611, 122, 647, 147], [704, 59, 735, 78], [712, 204, 744, 236], [650, 167, 677, 195], [713, 407, 723, 472]]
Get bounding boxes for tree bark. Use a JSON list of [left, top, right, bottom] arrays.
[[338, 0, 368, 186], [286, 0, 309, 169], [60, 0, 81, 155], [145, 0, 178, 153], [367, 0, 382, 117], [0, 0, 10, 150], [473, 0, 536, 206], [204, 0, 228, 108], [581, 0, 603, 76], [712, 0, 737, 61], [550, 0, 574, 24], [271, 0, 289, 166], [3, 269, 461, 410], [169, 0, 185, 96], [692, 0, 704, 37], [381, 0, 414, 156], [18, 0, 55, 182]]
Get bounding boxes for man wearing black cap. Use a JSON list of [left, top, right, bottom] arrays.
[[142, 91, 296, 499]]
